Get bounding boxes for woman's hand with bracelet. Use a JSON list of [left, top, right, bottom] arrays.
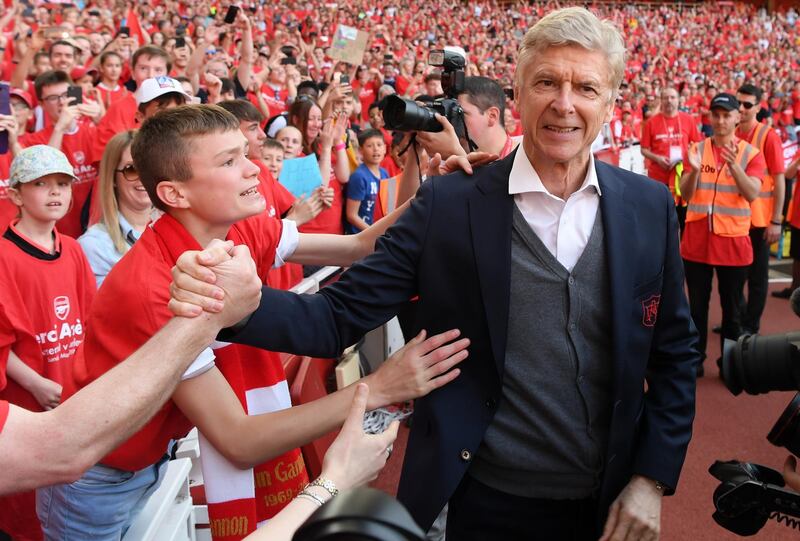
[[318, 383, 399, 491]]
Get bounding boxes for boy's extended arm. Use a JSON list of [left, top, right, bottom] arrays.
[[172, 328, 467, 470], [345, 198, 370, 232], [287, 200, 410, 267]]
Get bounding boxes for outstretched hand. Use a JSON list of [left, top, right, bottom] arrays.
[[363, 329, 469, 409], [320, 383, 399, 490]]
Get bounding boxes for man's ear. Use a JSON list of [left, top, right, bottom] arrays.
[[486, 106, 501, 128], [134, 109, 145, 125], [156, 180, 190, 210], [603, 96, 615, 124]]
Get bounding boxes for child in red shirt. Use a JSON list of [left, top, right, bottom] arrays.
[[19, 70, 101, 238], [0, 145, 95, 541]]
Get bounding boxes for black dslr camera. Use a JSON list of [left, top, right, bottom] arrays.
[[712, 293, 800, 535], [382, 47, 471, 147]]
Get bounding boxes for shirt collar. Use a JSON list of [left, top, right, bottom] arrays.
[[117, 211, 142, 243], [508, 145, 602, 199]]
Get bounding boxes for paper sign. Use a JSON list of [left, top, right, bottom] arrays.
[[329, 24, 369, 65], [278, 155, 323, 198]]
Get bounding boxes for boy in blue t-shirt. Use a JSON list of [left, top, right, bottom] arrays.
[[345, 129, 389, 234]]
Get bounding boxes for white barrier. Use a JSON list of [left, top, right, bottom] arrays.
[[122, 458, 196, 541], [289, 266, 341, 295]]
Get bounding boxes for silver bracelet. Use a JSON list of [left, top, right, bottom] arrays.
[[297, 491, 327, 507]]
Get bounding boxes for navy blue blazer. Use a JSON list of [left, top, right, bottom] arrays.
[[226, 150, 700, 530]]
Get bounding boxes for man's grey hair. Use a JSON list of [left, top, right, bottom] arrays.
[[515, 7, 626, 99]]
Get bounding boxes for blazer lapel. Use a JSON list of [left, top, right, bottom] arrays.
[[596, 161, 636, 394], [469, 151, 515, 377]]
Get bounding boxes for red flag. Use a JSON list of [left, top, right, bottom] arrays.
[[125, 7, 146, 45]]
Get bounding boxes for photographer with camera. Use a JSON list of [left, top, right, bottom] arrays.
[[711, 289, 800, 535], [415, 75, 519, 161]]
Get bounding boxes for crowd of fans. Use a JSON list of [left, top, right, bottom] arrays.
[[1, 0, 800, 540]]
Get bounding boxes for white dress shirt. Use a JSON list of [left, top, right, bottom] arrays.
[[508, 149, 602, 272]]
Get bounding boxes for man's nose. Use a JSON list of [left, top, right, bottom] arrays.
[[551, 84, 575, 115]]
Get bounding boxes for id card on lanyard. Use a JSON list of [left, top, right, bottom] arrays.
[[667, 115, 684, 166]]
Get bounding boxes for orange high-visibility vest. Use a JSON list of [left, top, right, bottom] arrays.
[[685, 138, 758, 237], [743, 123, 775, 227], [379, 175, 399, 215]]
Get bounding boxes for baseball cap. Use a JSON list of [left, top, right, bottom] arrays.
[[134, 76, 192, 106], [10, 88, 33, 109], [710, 93, 739, 111], [70, 66, 99, 82], [9, 145, 78, 187]]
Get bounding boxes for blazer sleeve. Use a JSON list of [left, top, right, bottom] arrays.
[[221, 177, 437, 357], [634, 185, 700, 492]]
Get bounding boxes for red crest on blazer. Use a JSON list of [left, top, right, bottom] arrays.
[[642, 294, 661, 327]]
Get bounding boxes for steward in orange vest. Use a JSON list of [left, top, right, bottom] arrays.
[[734, 84, 786, 333], [678, 93, 766, 377]]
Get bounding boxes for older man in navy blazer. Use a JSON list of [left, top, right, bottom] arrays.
[[172, 7, 699, 541]]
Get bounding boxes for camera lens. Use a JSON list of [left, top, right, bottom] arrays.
[[382, 95, 442, 132], [767, 394, 800, 456], [721, 332, 800, 395]]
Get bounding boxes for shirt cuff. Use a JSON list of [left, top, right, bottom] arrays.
[[275, 219, 299, 268], [181, 347, 216, 380]]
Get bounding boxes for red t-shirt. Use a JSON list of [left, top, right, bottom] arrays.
[[96, 83, 131, 111], [253, 159, 303, 289], [92, 93, 137, 163], [792, 90, 800, 120], [680, 144, 766, 266], [640, 112, 701, 183], [0, 223, 95, 412], [255, 84, 289, 119], [75, 211, 283, 472], [0, 401, 7, 434], [19, 123, 100, 239], [353, 79, 379, 124], [297, 152, 345, 235], [0, 152, 17, 232]]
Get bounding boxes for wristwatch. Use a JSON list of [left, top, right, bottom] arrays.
[[306, 477, 339, 498]]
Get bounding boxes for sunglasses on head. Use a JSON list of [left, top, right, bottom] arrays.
[[740, 101, 757, 109]]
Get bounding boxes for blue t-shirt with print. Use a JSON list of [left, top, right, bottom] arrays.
[[345, 163, 388, 234]]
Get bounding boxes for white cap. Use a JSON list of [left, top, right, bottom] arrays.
[[134, 76, 192, 106]]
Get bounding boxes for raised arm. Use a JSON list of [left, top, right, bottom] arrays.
[[173, 328, 466, 469], [234, 11, 254, 92]]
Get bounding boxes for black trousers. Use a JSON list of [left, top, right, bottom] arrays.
[[684, 260, 748, 362], [675, 205, 687, 238], [446, 475, 598, 541], [741, 227, 769, 333]]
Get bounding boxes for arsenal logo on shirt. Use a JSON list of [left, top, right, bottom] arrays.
[[54, 296, 70, 321]]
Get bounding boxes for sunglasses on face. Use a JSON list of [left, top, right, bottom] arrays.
[[740, 101, 757, 110], [115, 164, 139, 181]]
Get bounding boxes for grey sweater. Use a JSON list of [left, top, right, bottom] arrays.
[[470, 205, 614, 499]]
